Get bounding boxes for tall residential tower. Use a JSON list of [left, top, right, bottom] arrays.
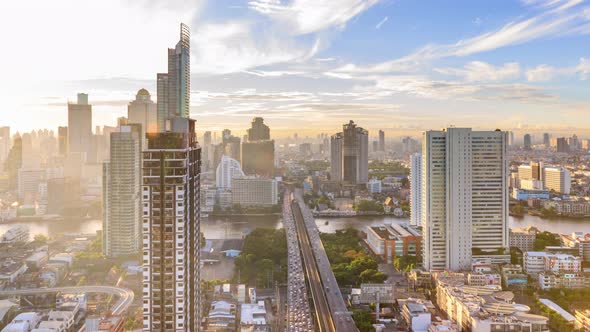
[[422, 128, 508, 271], [102, 125, 142, 258], [410, 153, 422, 226], [142, 118, 201, 331]]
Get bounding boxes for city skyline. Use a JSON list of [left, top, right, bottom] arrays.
[[2, 0, 590, 135]]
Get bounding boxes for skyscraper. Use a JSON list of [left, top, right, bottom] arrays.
[[102, 125, 142, 258], [556, 137, 569, 153], [128, 88, 157, 147], [378, 129, 385, 151], [330, 133, 343, 183], [4, 133, 22, 190], [523, 133, 532, 150], [342, 120, 368, 184], [410, 153, 422, 226], [67, 93, 92, 161], [247, 117, 270, 141], [422, 128, 508, 271], [543, 133, 550, 147], [0, 127, 10, 169], [157, 23, 190, 132], [215, 155, 244, 190], [330, 121, 369, 184], [142, 118, 201, 331], [57, 126, 67, 157], [221, 129, 241, 162], [242, 118, 275, 177]]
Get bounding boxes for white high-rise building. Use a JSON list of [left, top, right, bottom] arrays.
[[67, 93, 92, 161], [128, 89, 157, 148], [215, 155, 244, 190], [544, 167, 571, 194], [102, 125, 142, 258], [422, 128, 508, 271], [410, 153, 422, 226]]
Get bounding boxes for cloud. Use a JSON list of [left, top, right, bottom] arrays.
[[191, 21, 314, 74], [375, 16, 389, 29], [435, 61, 521, 82], [336, 1, 589, 74], [248, 0, 380, 35], [526, 64, 557, 81], [353, 75, 557, 103], [526, 57, 590, 81]]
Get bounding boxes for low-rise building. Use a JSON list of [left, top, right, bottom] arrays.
[[574, 309, 590, 332], [240, 301, 269, 332], [398, 299, 431, 332], [500, 265, 528, 288], [3, 312, 42, 332], [84, 316, 125, 332], [543, 199, 590, 217], [509, 228, 536, 252], [466, 273, 501, 287], [523, 252, 581, 275], [435, 274, 549, 332], [366, 177, 382, 194], [365, 223, 421, 264], [511, 188, 550, 200], [0, 226, 29, 244], [206, 300, 237, 331], [538, 273, 590, 290], [427, 320, 459, 332]]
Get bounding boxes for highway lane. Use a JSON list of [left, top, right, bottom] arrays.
[[283, 191, 315, 332], [292, 201, 335, 332], [293, 190, 359, 332], [0, 285, 134, 315]]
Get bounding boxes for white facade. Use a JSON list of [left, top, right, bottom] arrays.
[[1, 225, 29, 243], [127, 89, 157, 148], [366, 177, 382, 194], [232, 177, 278, 207], [215, 155, 244, 190], [524, 252, 582, 275], [544, 167, 571, 194], [410, 153, 422, 226], [102, 125, 142, 258], [422, 128, 508, 271]]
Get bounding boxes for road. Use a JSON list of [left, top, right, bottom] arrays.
[[283, 191, 315, 332], [0, 285, 134, 315], [291, 189, 359, 332], [292, 200, 335, 332]]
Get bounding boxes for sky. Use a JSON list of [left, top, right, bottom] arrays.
[[1, 0, 589, 138]]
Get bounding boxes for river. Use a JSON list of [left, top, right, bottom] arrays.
[[0, 214, 588, 241]]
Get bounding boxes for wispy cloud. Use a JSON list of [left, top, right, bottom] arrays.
[[526, 57, 590, 81], [191, 21, 314, 74], [248, 0, 380, 35], [375, 16, 388, 29], [336, 0, 589, 74], [435, 61, 521, 82]]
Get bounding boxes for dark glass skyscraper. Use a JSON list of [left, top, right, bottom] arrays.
[[158, 23, 191, 132]]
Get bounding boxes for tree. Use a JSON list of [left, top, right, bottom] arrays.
[[352, 310, 375, 332], [200, 232, 206, 248], [34, 234, 48, 244]]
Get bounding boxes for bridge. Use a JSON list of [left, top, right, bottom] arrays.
[[0, 286, 134, 315], [285, 188, 358, 332]]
